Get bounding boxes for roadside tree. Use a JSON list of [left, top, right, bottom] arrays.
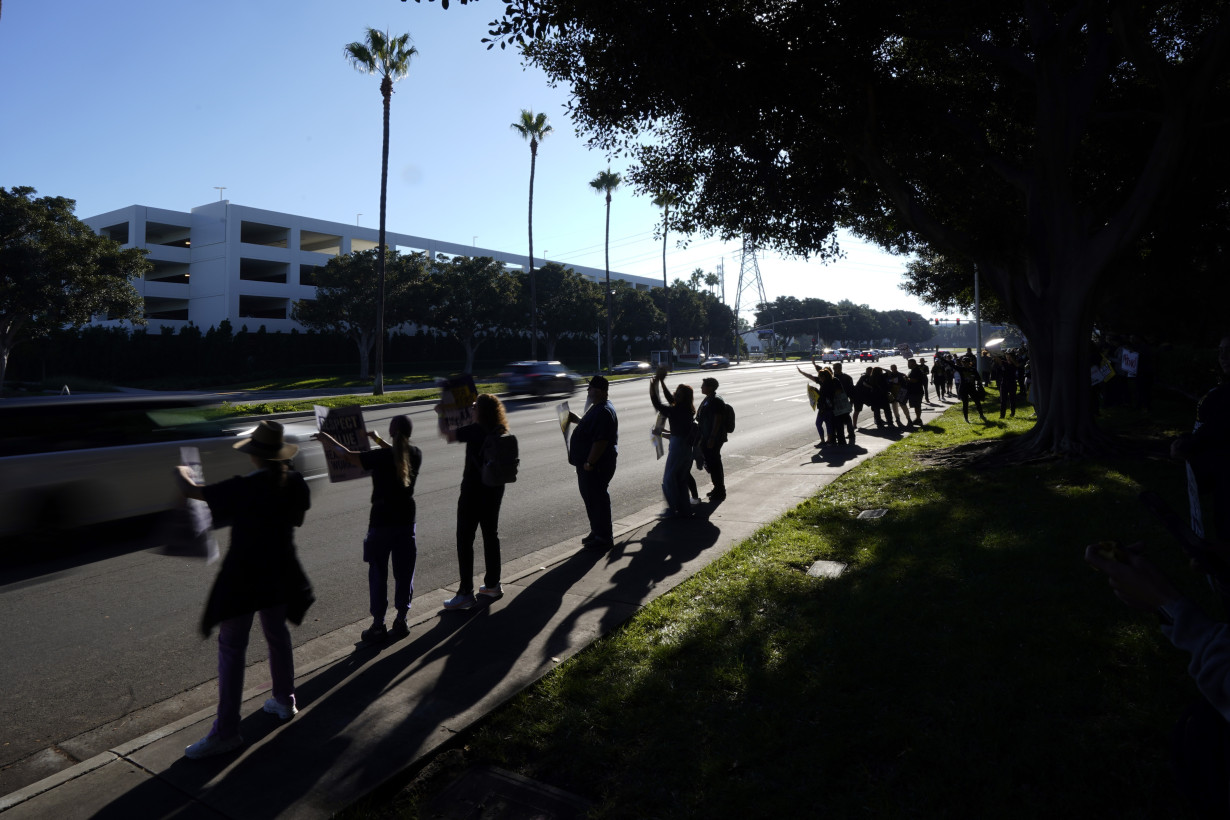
[[345, 27, 417, 395], [511, 108, 553, 359], [588, 168, 621, 371], [291, 248, 427, 380], [486, 2, 1230, 454], [533, 262, 603, 360], [0, 187, 147, 391], [423, 255, 521, 374]]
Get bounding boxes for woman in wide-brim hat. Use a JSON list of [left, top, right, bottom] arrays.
[[174, 420, 314, 760]]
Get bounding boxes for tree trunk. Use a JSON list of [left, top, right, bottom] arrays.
[[375, 76, 393, 396], [604, 194, 613, 371], [528, 144, 538, 360]]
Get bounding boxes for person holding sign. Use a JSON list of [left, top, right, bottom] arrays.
[[567, 375, 619, 550], [650, 366, 698, 518], [441, 393, 511, 610], [315, 415, 422, 644], [174, 421, 313, 760]]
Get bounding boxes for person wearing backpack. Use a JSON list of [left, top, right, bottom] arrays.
[[650, 367, 698, 518], [568, 375, 619, 550], [314, 415, 422, 645], [442, 393, 510, 610], [697, 377, 729, 502]]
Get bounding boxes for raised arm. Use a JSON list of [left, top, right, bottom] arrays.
[[650, 378, 667, 413], [797, 365, 821, 385], [312, 431, 363, 467]]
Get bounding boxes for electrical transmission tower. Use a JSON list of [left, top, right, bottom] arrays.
[[732, 237, 768, 361]]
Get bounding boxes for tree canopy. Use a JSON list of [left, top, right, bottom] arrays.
[[0, 187, 147, 390], [291, 248, 427, 378], [477, 1, 1230, 453]]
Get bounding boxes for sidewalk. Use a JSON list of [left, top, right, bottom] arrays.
[[0, 402, 948, 819]]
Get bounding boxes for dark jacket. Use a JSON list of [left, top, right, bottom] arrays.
[[200, 468, 313, 636]]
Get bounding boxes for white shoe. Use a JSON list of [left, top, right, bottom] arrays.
[[262, 697, 297, 720], [185, 732, 243, 759]]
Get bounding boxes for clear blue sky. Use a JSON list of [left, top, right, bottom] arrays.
[[0, 0, 957, 323]]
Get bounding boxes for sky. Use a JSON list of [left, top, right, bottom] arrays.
[[0, 0, 957, 325]]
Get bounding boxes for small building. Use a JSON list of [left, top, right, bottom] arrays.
[[84, 200, 658, 333]]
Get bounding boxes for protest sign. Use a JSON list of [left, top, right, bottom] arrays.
[[557, 401, 572, 455], [156, 446, 218, 562], [436, 374, 477, 439], [315, 404, 371, 482]]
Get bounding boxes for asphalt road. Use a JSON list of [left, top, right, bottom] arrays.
[[0, 356, 918, 791]]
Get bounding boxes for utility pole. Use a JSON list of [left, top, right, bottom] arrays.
[[733, 238, 768, 362]]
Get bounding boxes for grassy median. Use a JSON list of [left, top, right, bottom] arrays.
[[343, 388, 1212, 818]]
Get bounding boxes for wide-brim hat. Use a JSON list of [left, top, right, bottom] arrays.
[[234, 420, 299, 460]]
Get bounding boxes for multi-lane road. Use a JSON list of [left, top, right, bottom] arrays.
[[0, 356, 925, 792]]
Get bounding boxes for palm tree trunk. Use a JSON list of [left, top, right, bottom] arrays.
[[528, 145, 539, 360], [604, 193, 613, 371], [375, 77, 392, 396]]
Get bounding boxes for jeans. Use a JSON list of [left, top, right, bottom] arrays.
[[214, 606, 294, 739], [577, 458, 617, 542], [456, 481, 505, 592], [701, 441, 725, 494], [662, 433, 691, 514], [364, 525, 417, 622]]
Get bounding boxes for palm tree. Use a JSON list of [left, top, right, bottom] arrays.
[[589, 168, 621, 370], [345, 27, 417, 396], [652, 191, 677, 368], [511, 109, 553, 360]]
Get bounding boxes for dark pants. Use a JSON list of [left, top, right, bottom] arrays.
[[364, 525, 416, 622], [832, 412, 853, 444], [1172, 699, 1230, 818], [577, 459, 616, 543], [999, 386, 1016, 417], [702, 441, 725, 494], [456, 481, 504, 593]]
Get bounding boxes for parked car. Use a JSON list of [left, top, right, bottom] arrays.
[[700, 356, 731, 369], [611, 360, 652, 375], [500, 361, 580, 397], [0, 395, 328, 543]]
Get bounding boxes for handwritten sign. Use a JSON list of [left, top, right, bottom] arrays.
[[315, 405, 371, 483]]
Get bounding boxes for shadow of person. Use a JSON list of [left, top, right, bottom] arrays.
[[542, 517, 721, 666]]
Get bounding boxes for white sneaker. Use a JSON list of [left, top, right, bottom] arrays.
[[262, 697, 297, 720], [185, 732, 244, 759], [477, 584, 504, 600], [443, 592, 476, 610]]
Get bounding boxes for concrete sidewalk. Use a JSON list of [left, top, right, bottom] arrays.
[[0, 403, 950, 819]]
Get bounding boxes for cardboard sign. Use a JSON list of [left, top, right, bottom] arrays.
[[157, 446, 218, 563], [1119, 349, 1139, 377], [315, 405, 371, 483], [557, 401, 572, 455], [436, 374, 477, 438]]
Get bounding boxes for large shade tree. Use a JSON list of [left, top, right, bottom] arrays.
[[588, 168, 621, 371], [423, 255, 522, 373], [511, 108, 553, 359], [477, 1, 1230, 455], [531, 262, 603, 359], [291, 248, 427, 379], [345, 27, 417, 396], [0, 187, 147, 391]]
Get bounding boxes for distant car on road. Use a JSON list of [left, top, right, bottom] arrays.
[[500, 361, 580, 397], [0, 395, 327, 544], [819, 350, 844, 363], [700, 356, 731, 369], [611, 360, 652, 375], [858, 350, 879, 362]]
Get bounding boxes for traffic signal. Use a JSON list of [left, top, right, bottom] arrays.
[[934, 318, 939, 325], [955, 318, 961, 325], [907, 317, 912, 325]]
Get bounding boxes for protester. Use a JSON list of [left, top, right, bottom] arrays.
[[568, 376, 619, 550], [997, 353, 1019, 418], [315, 415, 422, 644], [1172, 334, 1230, 543], [442, 394, 511, 610], [696, 377, 729, 501], [905, 360, 925, 424], [174, 420, 313, 759], [954, 359, 988, 422], [1085, 542, 1230, 817], [650, 367, 698, 518], [798, 363, 834, 445], [886, 364, 907, 426]]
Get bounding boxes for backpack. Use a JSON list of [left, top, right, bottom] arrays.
[[832, 391, 852, 416], [722, 401, 736, 434], [481, 433, 520, 487]]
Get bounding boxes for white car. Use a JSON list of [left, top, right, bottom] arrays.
[[819, 350, 844, 362], [0, 395, 327, 544]]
